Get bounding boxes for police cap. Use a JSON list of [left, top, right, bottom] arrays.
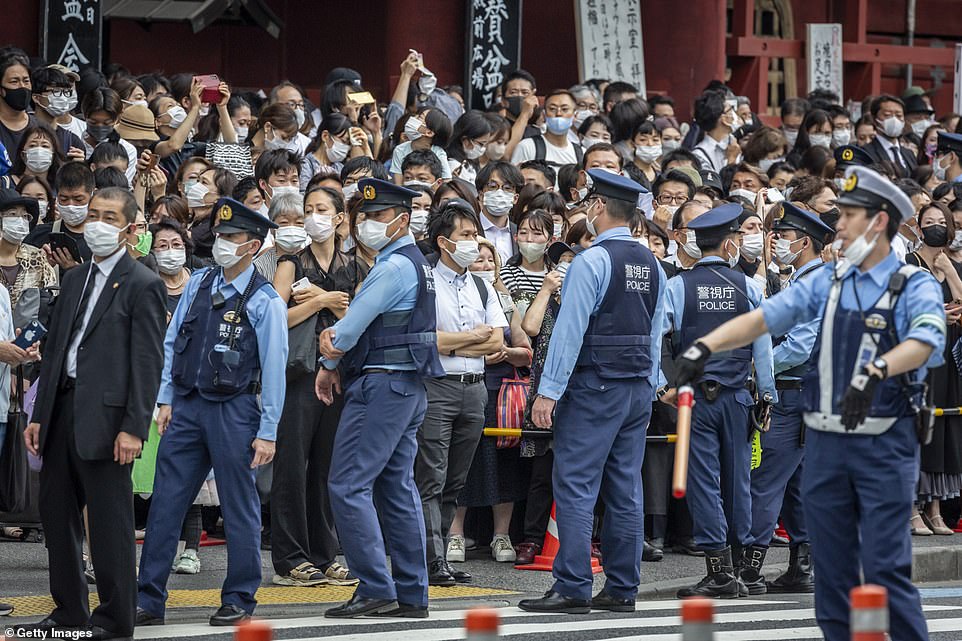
[[359, 177, 419, 213], [771, 201, 835, 243], [836, 166, 915, 223], [833, 144, 873, 169], [212, 197, 277, 239], [688, 202, 742, 240], [586, 168, 647, 204], [937, 132, 962, 156]]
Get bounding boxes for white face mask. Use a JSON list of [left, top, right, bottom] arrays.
[[809, 133, 832, 148], [933, 154, 951, 181], [783, 128, 799, 146], [518, 241, 547, 263], [634, 144, 662, 164], [270, 184, 300, 200], [682, 230, 702, 259], [729, 188, 757, 202], [758, 157, 782, 173], [264, 127, 293, 151], [124, 99, 148, 109], [83, 220, 125, 257], [486, 142, 507, 160], [213, 236, 249, 268], [44, 92, 77, 117], [911, 119, 932, 138], [483, 189, 514, 216], [474, 269, 496, 283], [573, 109, 593, 129], [59, 203, 88, 226], [554, 260, 570, 281], [878, 116, 904, 138], [275, 226, 308, 252], [166, 106, 188, 129], [581, 136, 606, 150], [637, 235, 650, 249], [25, 147, 53, 173], [832, 128, 851, 147], [293, 107, 306, 129], [342, 182, 359, 201], [405, 117, 424, 141], [36, 200, 48, 222], [327, 137, 351, 163], [726, 238, 740, 267], [841, 221, 881, 267], [661, 139, 682, 152], [357, 214, 402, 250], [950, 230, 962, 252], [186, 181, 211, 208], [553, 222, 564, 240], [1, 216, 30, 245], [740, 232, 764, 261], [463, 141, 485, 160], [155, 248, 187, 275], [774, 236, 802, 265], [409, 209, 429, 236], [305, 213, 335, 242], [443, 238, 481, 268], [235, 125, 249, 141], [419, 74, 438, 95]]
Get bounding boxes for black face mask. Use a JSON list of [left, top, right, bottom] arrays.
[[505, 96, 523, 119], [922, 224, 949, 247], [1, 86, 31, 112], [820, 207, 840, 230]]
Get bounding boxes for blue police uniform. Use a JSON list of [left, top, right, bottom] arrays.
[[138, 199, 287, 622], [761, 167, 946, 641], [663, 202, 777, 599], [936, 132, 962, 182], [321, 179, 444, 618], [742, 204, 835, 595], [518, 170, 666, 612]]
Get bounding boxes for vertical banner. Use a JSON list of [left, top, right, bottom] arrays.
[[806, 23, 843, 99], [465, 0, 523, 111], [954, 43, 962, 116], [42, 0, 102, 73], [574, 0, 647, 96]]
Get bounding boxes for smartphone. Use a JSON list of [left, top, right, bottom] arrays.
[[291, 277, 310, 292], [194, 74, 220, 104], [348, 91, 376, 105], [14, 319, 46, 350], [765, 188, 785, 203], [146, 152, 159, 172], [48, 232, 82, 263]]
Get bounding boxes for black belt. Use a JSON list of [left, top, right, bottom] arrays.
[[776, 379, 802, 390], [363, 368, 411, 375], [444, 373, 484, 384]]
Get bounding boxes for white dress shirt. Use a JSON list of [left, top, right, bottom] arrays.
[[433, 261, 508, 375], [66, 248, 125, 378], [693, 132, 735, 172], [480, 211, 514, 264], [876, 134, 906, 169]]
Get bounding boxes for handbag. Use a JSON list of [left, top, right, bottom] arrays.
[[495, 368, 529, 449], [287, 316, 318, 376], [0, 366, 28, 513], [205, 142, 254, 180]]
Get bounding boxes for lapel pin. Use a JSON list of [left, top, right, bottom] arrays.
[[113, 282, 120, 289]]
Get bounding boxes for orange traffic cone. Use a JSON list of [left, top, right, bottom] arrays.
[[465, 608, 500, 640], [515, 502, 602, 573], [235, 619, 272, 641], [681, 597, 714, 640], [850, 584, 888, 641]]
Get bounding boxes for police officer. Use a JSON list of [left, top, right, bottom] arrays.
[[675, 166, 945, 641], [137, 198, 288, 627], [520, 169, 666, 614], [739, 203, 834, 596], [314, 178, 444, 619], [660, 202, 777, 599], [933, 131, 962, 183]]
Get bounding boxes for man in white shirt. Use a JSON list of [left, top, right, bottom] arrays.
[[475, 161, 523, 263], [415, 202, 507, 593], [511, 91, 582, 168], [692, 91, 740, 172]]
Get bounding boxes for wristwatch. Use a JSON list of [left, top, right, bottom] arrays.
[[870, 357, 888, 380]]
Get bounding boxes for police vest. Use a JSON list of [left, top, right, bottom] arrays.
[[340, 243, 445, 381], [675, 262, 753, 388], [801, 265, 924, 435], [170, 268, 270, 401], [573, 238, 660, 379], [774, 261, 822, 380]]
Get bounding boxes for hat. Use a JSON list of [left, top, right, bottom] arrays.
[[672, 166, 702, 188], [699, 169, 723, 192], [834, 144, 873, 169], [688, 202, 743, 239], [115, 104, 159, 142], [902, 85, 936, 100], [586, 168, 647, 203], [324, 67, 362, 88], [547, 241, 575, 264], [836, 166, 915, 223], [0, 189, 39, 225], [359, 177, 419, 213], [772, 201, 835, 243], [903, 94, 934, 116], [45, 63, 80, 82], [936, 132, 962, 156], [212, 197, 277, 239]]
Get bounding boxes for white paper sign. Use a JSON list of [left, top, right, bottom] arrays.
[[806, 24, 844, 99], [574, 0, 646, 96], [953, 43, 962, 115]]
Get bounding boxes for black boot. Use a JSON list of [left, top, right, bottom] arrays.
[[737, 545, 768, 595], [676, 547, 741, 598], [767, 542, 814, 593]]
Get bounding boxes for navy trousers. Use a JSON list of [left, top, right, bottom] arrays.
[[688, 386, 752, 550], [803, 417, 927, 641], [138, 392, 262, 616], [551, 371, 650, 600], [749, 388, 808, 547], [328, 371, 429, 607]]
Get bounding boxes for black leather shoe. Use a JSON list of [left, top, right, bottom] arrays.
[[643, 540, 663, 562], [324, 594, 399, 619], [737, 546, 768, 596], [209, 604, 250, 626], [676, 547, 740, 599], [518, 590, 591, 614], [591, 590, 635, 612], [370, 603, 429, 618], [672, 537, 705, 556], [29, 616, 76, 631], [0, 602, 13, 616], [134, 608, 165, 626], [428, 559, 456, 587], [444, 560, 472, 583], [88, 625, 132, 640]]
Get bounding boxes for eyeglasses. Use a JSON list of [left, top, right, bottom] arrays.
[[577, 102, 599, 113], [544, 104, 574, 116], [657, 194, 688, 205], [484, 182, 516, 193], [284, 100, 305, 110], [154, 243, 185, 250], [0, 212, 30, 221], [45, 88, 75, 98]]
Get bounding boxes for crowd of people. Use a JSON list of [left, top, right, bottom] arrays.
[[0, 41, 959, 640]]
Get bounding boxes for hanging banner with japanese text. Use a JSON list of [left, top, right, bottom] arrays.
[[574, 0, 646, 97], [42, 0, 102, 73], [806, 23, 843, 100], [465, 0, 523, 110]]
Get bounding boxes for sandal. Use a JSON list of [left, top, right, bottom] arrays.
[[911, 512, 933, 536], [1, 526, 23, 540], [922, 512, 955, 535]]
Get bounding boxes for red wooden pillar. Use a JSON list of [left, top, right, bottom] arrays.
[[381, 0, 465, 90], [727, 0, 770, 117], [841, 0, 880, 101]]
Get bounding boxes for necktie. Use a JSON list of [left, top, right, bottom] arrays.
[[70, 264, 96, 341], [891, 146, 905, 169]]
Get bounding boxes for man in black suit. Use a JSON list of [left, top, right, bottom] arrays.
[[861, 94, 917, 179], [25, 187, 167, 640]]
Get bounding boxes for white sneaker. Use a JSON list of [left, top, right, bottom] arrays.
[[172, 549, 200, 575], [491, 534, 516, 562], [447, 534, 466, 562]]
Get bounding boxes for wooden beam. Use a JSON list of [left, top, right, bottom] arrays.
[[727, 36, 802, 58], [727, 37, 955, 67]]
